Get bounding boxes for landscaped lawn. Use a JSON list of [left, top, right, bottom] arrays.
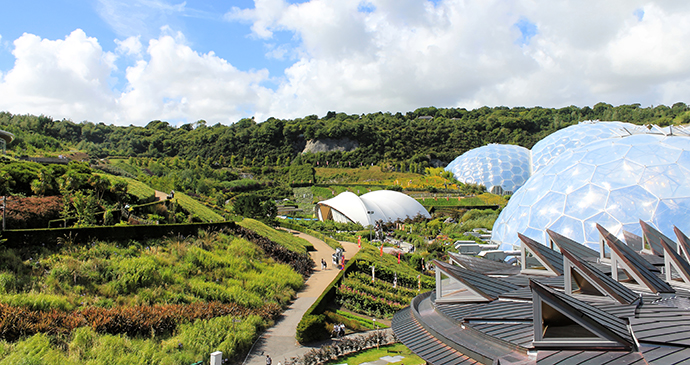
[[324, 343, 425, 365]]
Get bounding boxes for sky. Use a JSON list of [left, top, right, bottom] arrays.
[[1, 1, 689, 126]]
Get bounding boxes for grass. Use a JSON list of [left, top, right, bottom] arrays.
[[173, 192, 224, 222], [323, 343, 425, 365], [98, 173, 155, 202], [0, 227, 308, 362], [238, 218, 313, 253]]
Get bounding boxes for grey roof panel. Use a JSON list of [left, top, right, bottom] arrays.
[[639, 343, 690, 365], [547, 229, 599, 259], [463, 300, 533, 321], [498, 286, 534, 300], [433, 302, 484, 322], [471, 323, 533, 347], [448, 252, 521, 276], [392, 307, 475, 365], [674, 226, 690, 262], [519, 233, 564, 274], [630, 309, 690, 347], [435, 260, 522, 300]]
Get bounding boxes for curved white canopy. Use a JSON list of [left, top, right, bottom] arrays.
[[316, 190, 430, 226]]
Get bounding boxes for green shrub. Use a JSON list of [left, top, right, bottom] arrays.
[[111, 256, 163, 294], [0, 333, 71, 365], [0, 272, 16, 294], [169, 314, 265, 363], [295, 314, 329, 344]]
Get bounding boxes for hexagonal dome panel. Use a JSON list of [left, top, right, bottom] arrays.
[[530, 121, 638, 174], [445, 144, 531, 193], [492, 133, 690, 250]]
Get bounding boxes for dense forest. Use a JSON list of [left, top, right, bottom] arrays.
[[2, 102, 689, 169]]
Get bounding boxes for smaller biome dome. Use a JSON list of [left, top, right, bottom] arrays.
[[315, 190, 430, 226], [445, 144, 530, 194], [530, 121, 639, 174], [492, 128, 690, 251]]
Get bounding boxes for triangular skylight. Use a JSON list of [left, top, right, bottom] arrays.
[[560, 247, 639, 305], [530, 279, 633, 350], [519, 233, 563, 276], [597, 224, 674, 295], [434, 260, 521, 303]]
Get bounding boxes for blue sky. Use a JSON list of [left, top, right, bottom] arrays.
[[1, 1, 689, 126]]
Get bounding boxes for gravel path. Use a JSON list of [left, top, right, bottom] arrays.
[[243, 232, 361, 365]]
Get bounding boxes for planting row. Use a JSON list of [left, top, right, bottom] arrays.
[[0, 301, 281, 342]]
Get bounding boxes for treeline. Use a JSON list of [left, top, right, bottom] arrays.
[[2, 102, 689, 166]]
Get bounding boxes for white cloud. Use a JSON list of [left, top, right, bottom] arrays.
[[3, 1, 690, 126], [0, 29, 118, 122], [117, 31, 272, 124], [0, 29, 272, 125], [115, 35, 143, 57], [233, 0, 690, 120]]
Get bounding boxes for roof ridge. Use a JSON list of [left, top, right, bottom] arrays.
[[547, 229, 599, 259]]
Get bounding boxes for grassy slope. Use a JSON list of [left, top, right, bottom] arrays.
[[173, 192, 224, 222], [97, 173, 156, 202], [0, 230, 305, 364], [238, 218, 313, 254]]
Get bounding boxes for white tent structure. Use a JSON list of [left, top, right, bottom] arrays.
[[315, 190, 431, 226]]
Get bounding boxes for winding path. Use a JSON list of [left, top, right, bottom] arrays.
[[243, 232, 361, 365]]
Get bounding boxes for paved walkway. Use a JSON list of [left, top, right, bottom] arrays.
[[243, 232, 361, 365]]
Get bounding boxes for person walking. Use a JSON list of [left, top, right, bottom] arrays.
[[266, 354, 272, 365]]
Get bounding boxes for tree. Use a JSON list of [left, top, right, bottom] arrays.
[[233, 193, 277, 223]]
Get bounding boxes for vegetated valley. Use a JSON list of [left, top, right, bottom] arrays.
[[0, 103, 686, 364]]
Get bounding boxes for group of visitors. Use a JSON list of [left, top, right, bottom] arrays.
[[332, 323, 346, 338]]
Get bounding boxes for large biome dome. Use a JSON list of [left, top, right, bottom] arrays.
[[445, 144, 530, 194], [530, 121, 638, 174], [315, 190, 430, 226], [492, 129, 690, 251]]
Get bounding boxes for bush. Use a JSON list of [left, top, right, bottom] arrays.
[[295, 314, 329, 344]]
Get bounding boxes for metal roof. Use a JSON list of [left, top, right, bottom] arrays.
[[392, 307, 477, 365], [448, 252, 521, 276], [394, 223, 690, 365], [536, 350, 645, 364], [435, 260, 521, 301]]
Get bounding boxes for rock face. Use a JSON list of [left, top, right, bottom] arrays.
[[302, 138, 359, 153]]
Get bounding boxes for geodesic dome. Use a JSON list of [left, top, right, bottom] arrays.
[[445, 144, 531, 194], [492, 129, 690, 251], [315, 190, 430, 226], [530, 121, 639, 174]]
